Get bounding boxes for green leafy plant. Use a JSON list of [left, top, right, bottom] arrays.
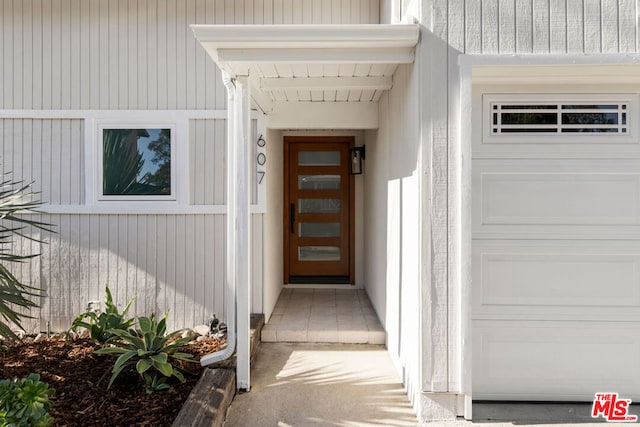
[[0, 178, 53, 341], [0, 373, 54, 427], [69, 286, 134, 345], [95, 313, 195, 393]]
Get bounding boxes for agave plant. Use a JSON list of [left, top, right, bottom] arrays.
[[95, 313, 195, 393], [69, 285, 135, 345], [0, 178, 53, 341]]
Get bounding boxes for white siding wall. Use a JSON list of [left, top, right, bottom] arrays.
[[0, 0, 379, 333], [263, 128, 284, 322], [365, 61, 423, 413]]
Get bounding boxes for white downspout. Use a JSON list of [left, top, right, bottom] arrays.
[[201, 71, 238, 367]]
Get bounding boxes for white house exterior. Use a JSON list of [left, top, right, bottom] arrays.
[[2, 0, 640, 423]]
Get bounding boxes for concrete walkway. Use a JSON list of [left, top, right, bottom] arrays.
[[224, 342, 418, 426], [224, 342, 639, 426]]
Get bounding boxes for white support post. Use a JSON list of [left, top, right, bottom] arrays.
[[233, 76, 252, 391], [201, 73, 252, 377]]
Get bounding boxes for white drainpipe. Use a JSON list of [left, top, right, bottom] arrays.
[[201, 71, 238, 367]]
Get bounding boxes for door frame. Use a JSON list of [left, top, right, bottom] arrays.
[[283, 135, 356, 285]]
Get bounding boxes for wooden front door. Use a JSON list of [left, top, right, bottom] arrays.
[[284, 136, 354, 284]]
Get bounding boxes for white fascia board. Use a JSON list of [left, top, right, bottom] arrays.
[[265, 102, 378, 129], [459, 53, 640, 68], [191, 24, 420, 49], [260, 76, 393, 91], [215, 47, 416, 65], [460, 54, 640, 83], [193, 24, 419, 78]]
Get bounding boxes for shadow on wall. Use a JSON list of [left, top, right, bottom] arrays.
[[13, 213, 231, 334]]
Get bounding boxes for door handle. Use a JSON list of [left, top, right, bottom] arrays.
[[290, 203, 295, 234]]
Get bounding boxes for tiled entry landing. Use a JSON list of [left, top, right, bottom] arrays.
[[261, 289, 386, 344]]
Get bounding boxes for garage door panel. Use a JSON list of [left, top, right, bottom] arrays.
[[476, 172, 640, 226], [473, 321, 640, 401], [473, 226, 640, 240], [473, 244, 640, 318], [473, 161, 640, 238]]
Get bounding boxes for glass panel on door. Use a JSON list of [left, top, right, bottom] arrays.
[[298, 175, 340, 190], [299, 199, 341, 214], [298, 222, 341, 237], [298, 246, 341, 261], [298, 151, 341, 166]]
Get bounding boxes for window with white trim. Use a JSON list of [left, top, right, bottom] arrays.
[[483, 94, 637, 143], [97, 124, 177, 201]]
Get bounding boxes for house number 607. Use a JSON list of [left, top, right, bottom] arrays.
[[256, 135, 266, 184]]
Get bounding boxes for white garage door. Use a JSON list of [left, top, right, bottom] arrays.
[[472, 88, 640, 401]]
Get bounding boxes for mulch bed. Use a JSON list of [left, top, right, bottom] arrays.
[[1, 335, 225, 427]]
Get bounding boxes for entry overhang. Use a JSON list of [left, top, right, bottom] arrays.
[[191, 24, 419, 129]]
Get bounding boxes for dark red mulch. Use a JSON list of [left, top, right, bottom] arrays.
[[1, 335, 225, 427]]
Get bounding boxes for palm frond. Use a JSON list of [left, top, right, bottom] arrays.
[[0, 174, 55, 340], [103, 130, 145, 195]]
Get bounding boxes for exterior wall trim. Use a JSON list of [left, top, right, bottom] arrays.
[[0, 110, 232, 119], [36, 205, 265, 215], [460, 54, 640, 68]]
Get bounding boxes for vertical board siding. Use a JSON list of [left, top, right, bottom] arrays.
[[31, 214, 228, 332], [0, 119, 83, 205], [455, 0, 638, 54], [27, 213, 264, 332], [498, 0, 516, 53], [190, 119, 226, 205], [0, 0, 380, 110], [533, 0, 551, 53]]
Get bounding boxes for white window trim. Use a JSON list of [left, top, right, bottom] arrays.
[[86, 116, 189, 209], [483, 94, 639, 144]]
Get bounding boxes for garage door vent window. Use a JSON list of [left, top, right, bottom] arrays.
[[491, 102, 628, 134]]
